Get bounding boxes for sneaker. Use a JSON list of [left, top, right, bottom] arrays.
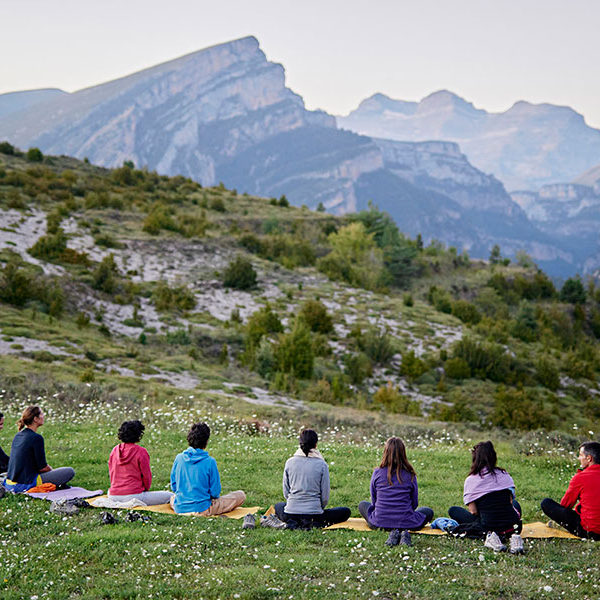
[[242, 513, 256, 529], [260, 514, 287, 529], [385, 529, 401, 547], [509, 533, 524, 554], [68, 497, 90, 509], [125, 511, 150, 522], [400, 530, 413, 547], [100, 511, 118, 525], [484, 531, 506, 552], [50, 498, 79, 516]]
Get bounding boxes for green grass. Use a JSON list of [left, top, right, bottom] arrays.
[[0, 398, 598, 599]]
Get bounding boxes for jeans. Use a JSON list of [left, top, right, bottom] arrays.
[[274, 501, 351, 528], [108, 490, 174, 506], [541, 498, 600, 540], [358, 500, 433, 530], [448, 499, 523, 535], [40, 467, 75, 487]]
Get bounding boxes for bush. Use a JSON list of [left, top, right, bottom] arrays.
[[166, 329, 191, 345], [143, 204, 178, 235], [491, 387, 555, 430], [358, 327, 395, 365], [444, 357, 471, 379], [372, 383, 421, 415], [0, 262, 32, 307], [451, 300, 481, 325], [210, 197, 226, 212], [26, 147, 44, 162], [560, 277, 586, 304], [511, 302, 539, 342], [399, 350, 428, 382], [153, 281, 196, 312], [343, 352, 373, 385], [255, 338, 276, 378], [427, 286, 452, 313], [245, 304, 284, 352], [430, 393, 476, 422], [274, 320, 314, 379], [535, 358, 560, 391], [0, 141, 15, 155], [299, 299, 334, 334], [28, 229, 67, 261], [452, 337, 516, 384], [223, 256, 257, 290], [92, 254, 119, 294], [303, 379, 336, 405], [403, 293, 414, 307]]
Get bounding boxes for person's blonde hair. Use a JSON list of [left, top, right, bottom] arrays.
[[17, 406, 41, 431], [379, 437, 416, 485]]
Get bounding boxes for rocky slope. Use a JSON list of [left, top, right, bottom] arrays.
[[338, 91, 600, 192]]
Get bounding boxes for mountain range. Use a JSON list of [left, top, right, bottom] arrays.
[[0, 36, 598, 278], [338, 91, 600, 192]]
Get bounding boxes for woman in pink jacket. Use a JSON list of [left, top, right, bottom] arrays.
[[108, 420, 173, 505]]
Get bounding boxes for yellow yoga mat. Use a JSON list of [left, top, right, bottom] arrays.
[[87, 496, 260, 519]]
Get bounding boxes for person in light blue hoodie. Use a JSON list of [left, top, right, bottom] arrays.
[[170, 422, 245, 515]]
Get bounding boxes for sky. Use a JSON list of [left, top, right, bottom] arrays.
[[1, 0, 599, 127]]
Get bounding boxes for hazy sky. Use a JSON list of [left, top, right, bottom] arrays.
[[1, 0, 599, 126]]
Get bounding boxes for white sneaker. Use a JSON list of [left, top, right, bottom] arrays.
[[484, 531, 506, 552], [260, 514, 287, 529], [509, 533, 524, 554]]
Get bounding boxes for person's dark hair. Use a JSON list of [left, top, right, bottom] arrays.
[[0, 412, 3, 419], [17, 406, 41, 431], [580, 441, 600, 464], [380, 437, 416, 484], [188, 422, 210, 449], [117, 420, 145, 444], [469, 441, 506, 477], [299, 429, 318, 456]]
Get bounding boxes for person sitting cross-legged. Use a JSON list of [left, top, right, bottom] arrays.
[[108, 420, 174, 506], [273, 429, 351, 529], [541, 441, 600, 540], [170, 422, 245, 516]]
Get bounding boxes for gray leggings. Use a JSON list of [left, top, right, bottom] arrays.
[[40, 467, 75, 487], [108, 491, 174, 505]]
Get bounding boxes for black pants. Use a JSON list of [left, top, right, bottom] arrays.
[[449, 496, 523, 535], [541, 498, 600, 540], [358, 500, 433, 530], [274, 501, 351, 529]]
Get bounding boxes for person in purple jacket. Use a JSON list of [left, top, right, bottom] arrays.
[[358, 437, 433, 546]]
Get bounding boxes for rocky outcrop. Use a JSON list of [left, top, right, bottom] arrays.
[[338, 91, 600, 191]]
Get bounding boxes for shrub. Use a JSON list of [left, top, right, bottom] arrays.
[[153, 281, 196, 312], [239, 234, 263, 254], [430, 393, 476, 422], [303, 379, 336, 405], [94, 234, 124, 249], [0, 141, 15, 155], [223, 256, 257, 290], [343, 352, 373, 384], [210, 197, 226, 212], [274, 320, 314, 379], [510, 302, 539, 342], [26, 147, 44, 162], [560, 277, 586, 304], [452, 337, 516, 383], [28, 229, 67, 261], [372, 383, 421, 415], [278, 195, 289, 207], [451, 300, 481, 325], [491, 387, 555, 430], [245, 304, 284, 351], [92, 254, 119, 294], [399, 350, 428, 382], [0, 262, 32, 307], [143, 204, 178, 235], [358, 327, 395, 365], [299, 299, 334, 334], [403, 293, 414, 307], [256, 338, 276, 378], [166, 329, 191, 345], [535, 358, 560, 391], [444, 357, 471, 379]]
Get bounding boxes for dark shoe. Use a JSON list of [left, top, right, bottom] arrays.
[[50, 498, 79, 516], [125, 511, 150, 522], [68, 497, 90, 509], [385, 529, 401, 547], [400, 530, 413, 547], [242, 513, 256, 529], [100, 511, 118, 525], [0, 486, 6, 499]]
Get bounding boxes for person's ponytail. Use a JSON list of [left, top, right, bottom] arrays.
[[298, 429, 318, 456], [17, 406, 41, 431]]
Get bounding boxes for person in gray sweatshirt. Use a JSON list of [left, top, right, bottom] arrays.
[[274, 429, 350, 529]]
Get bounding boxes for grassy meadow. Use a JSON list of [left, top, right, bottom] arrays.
[[0, 395, 598, 600]]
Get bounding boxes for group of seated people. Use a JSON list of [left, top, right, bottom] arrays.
[[1, 406, 599, 546]]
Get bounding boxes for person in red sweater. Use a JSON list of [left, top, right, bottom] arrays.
[[108, 420, 173, 505], [541, 441, 600, 540]]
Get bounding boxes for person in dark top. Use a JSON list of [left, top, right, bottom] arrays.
[[3, 406, 75, 493], [0, 412, 9, 473], [448, 441, 522, 536]]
